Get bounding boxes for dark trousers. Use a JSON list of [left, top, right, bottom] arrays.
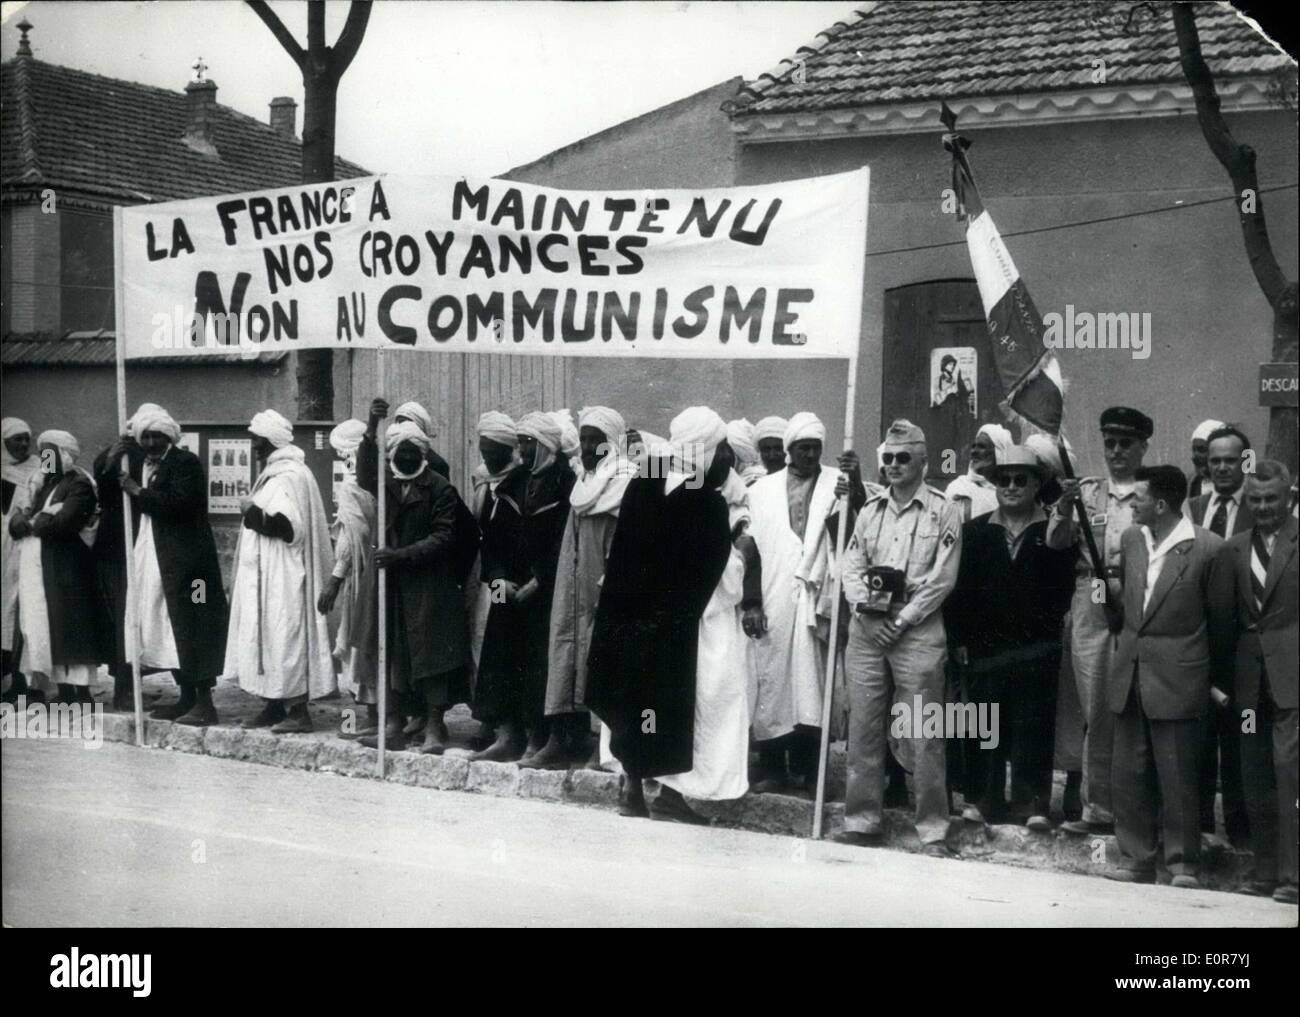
[[756, 725, 820, 780], [962, 651, 1059, 819], [1239, 669, 1300, 888], [1112, 673, 1203, 876], [1198, 698, 1249, 839]]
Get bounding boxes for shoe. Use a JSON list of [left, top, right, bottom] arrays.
[[270, 705, 313, 734], [149, 699, 194, 720], [241, 701, 287, 728], [961, 805, 985, 824], [1272, 884, 1298, 905], [1026, 815, 1053, 833], [650, 787, 709, 826], [1171, 874, 1201, 890], [1105, 868, 1155, 884], [175, 703, 217, 727], [922, 842, 959, 859], [1239, 880, 1276, 897], [1061, 819, 1112, 836], [832, 829, 882, 847]]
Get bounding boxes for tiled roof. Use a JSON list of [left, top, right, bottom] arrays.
[[1, 55, 369, 204], [728, 1, 1294, 117], [1, 332, 286, 367]]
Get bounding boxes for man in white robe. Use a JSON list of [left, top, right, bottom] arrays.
[[945, 423, 1013, 523], [2, 417, 39, 701], [753, 416, 789, 476], [747, 412, 866, 793], [224, 409, 335, 733]]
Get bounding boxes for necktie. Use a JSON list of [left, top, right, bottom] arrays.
[[1208, 497, 1229, 537], [1250, 529, 1270, 611]]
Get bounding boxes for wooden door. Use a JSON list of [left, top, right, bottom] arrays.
[[881, 280, 1011, 485]]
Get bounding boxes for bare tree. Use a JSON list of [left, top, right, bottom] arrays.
[[1171, 3, 1297, 468], [248, 0, 372, 421]]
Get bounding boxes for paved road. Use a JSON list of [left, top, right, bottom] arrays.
[[2, 739, 1293, 927]]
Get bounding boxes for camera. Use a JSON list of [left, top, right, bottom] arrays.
[[859, 565, 906, 613]]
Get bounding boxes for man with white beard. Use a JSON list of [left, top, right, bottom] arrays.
[[224, 409, 335, 733], [747, 411, 866, 793]]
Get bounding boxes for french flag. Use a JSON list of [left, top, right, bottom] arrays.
[[942, 103, 1064, 435]]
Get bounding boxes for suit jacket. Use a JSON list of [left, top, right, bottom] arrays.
[[1222, 516, 1298, 711], [1109, 524, 1232, 720], [1188, 489, 1255, 538]]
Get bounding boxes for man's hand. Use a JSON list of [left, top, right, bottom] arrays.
[[317, 575, 342, 614], [374, 546, 405, 568], [107, 437, 132, 464], [741, 605, 768, 639], [1056, 478, 1082, 509], [869, 617, 907, 649], [835, 450, 865, 506], [121, 476, 142, 497], [513, 577, 540, 605], [369, 397, 390, 423], [238, 495, 254, 516]]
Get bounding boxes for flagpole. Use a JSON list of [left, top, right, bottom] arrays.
[[812, 342, 860, 840], [375, 349, 388, 778], [112, 207, 145, 748]]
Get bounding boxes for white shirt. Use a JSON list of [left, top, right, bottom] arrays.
[[1200, 485, 1243, 537], [1141, 515, 1195, 612]]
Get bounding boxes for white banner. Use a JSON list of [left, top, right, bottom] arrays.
[[117, 169, 868, 360]]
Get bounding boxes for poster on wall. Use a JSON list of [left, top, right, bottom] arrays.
[[207, 438, 252, 514], [930, 346, 977, 420]]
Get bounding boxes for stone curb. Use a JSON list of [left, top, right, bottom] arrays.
[[95, 716, 1253, 893]]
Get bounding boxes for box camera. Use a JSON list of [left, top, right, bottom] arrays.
[[859, 565, 906, 613]]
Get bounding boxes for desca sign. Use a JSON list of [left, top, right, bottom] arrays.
[[1259, 362, 1299, 407]]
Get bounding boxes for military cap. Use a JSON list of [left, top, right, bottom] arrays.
[[1099, 406, 1153, 439], [884, 419, 926, 446]]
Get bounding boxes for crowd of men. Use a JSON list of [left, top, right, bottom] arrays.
[[0, 400, 1295, 904]]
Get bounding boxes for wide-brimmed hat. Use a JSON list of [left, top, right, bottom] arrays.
[[982, 445, 1049, 482]]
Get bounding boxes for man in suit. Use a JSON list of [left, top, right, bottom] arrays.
[[1223, 460, 1298, 905], [1106, 465, 1231, 889], [1185, 425, 1254, 845]]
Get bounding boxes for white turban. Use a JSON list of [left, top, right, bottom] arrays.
[[2, 417, 31, 441], [727, 419, 759, 468], [477, 411, 518, 447], [127, 402, 165, 438], [394, 401, 435, 439], [551, 409, 580, 457], [1024, 433, 1070, 478], [37, 429, 80, 466], [248, 409, 294, 448], [578, 406, 626, 451], [1192, 419, 1225, 443], [386, 420, 431, 455], [754, 416, 788, 443], [976, 422, 1014, 455], [329, 419, 366, 456], [517, 411, 563, 452], [133, 405, 181, 443], [668, 406, 728, 483], [784, 411, 826, 449]]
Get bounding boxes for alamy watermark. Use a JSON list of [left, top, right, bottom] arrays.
[[1, 697, 104, 749], [890, 694, 999, 750]]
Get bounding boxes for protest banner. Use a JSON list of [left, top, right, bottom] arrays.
[[116, 169, 868, 360]]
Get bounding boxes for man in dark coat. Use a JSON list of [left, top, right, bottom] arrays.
[[361, 417, 477, 754], [472, 411, 575, 762], [944, 446, 1075, 828], [118, 406, 228, 726], [586, 407, 733, 819], [93, 412, 147, 709], [8, 430, 110, 702]]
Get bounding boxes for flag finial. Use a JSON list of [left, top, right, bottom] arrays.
[[939, 101, 957, 132]]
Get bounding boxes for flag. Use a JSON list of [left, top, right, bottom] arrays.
[[942, 104, 1064, 435]]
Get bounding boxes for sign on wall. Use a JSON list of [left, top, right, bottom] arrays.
[[1259, 362, 1299, 407], [117, 170, 868, 361]]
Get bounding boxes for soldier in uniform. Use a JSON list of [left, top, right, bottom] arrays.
[[1047, 406, 1152, 835], [835, 420, 962, 857]]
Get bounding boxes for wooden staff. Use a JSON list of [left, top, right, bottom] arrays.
[[376, 349, 388, 777], [112, 207, 145, 747]]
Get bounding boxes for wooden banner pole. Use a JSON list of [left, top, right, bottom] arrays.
[[376, 350, 388, 777], [112, 208, 145, 747]]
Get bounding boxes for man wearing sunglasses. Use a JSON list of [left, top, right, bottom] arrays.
[[1048, 405, 1152, 836], [945, 447, 1076, 830], [836, 420, 962, 856]]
